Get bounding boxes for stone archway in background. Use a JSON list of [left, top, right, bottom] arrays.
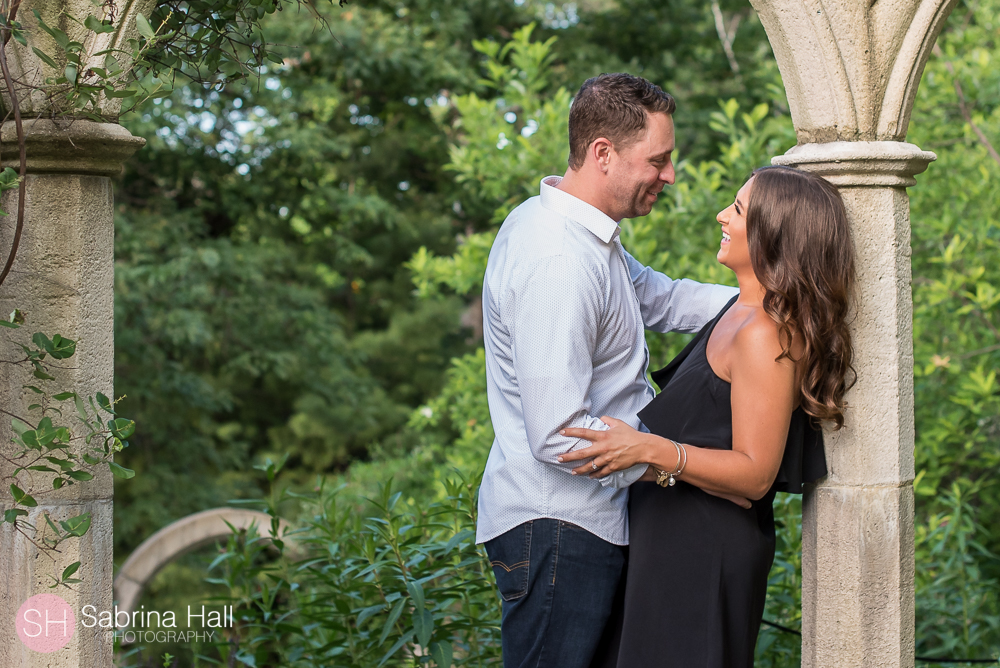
[[113, 508, 287, 624]]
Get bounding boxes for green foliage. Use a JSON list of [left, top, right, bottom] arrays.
[[907, 0, 1000, 660], [122, 470, 501, 667], [0, 317, 134, 588], [113, 209, 412, 545], [18, 1, 345, 119], [113, 0, 529, 556], [915, 483, 1000, 661], [112, 0, 1000, 665]]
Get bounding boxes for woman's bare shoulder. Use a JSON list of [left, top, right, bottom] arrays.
[[732, 308, 787, 368]]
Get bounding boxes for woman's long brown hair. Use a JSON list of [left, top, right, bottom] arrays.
[[746, 166, 857, 429]]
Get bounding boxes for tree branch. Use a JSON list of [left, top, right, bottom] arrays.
[[0, 0, 26, 288], [711, 1, 742, 79]]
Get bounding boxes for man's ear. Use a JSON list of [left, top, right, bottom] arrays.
[[590, 137, 614, 174]]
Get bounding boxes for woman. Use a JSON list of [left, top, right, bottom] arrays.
[[559, 165, 856, 667]]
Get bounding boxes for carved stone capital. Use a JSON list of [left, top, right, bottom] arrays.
[[771, 141, 936, 187], [750, 0, 959, 143], [0, 119, 145, 177]]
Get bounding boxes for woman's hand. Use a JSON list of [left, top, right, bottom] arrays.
[[558, 416, 654, 478], [561, 418, 754, 509]]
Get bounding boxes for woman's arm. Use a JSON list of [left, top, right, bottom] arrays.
[[559, 316, 797, 500]]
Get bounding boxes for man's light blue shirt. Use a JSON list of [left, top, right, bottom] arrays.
[[476, 176, 738, 546]]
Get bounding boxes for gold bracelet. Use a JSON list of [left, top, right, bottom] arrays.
[[654, 438, 683, 487]]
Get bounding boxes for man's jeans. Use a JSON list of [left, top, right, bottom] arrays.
[[484, 519, 626, 668]]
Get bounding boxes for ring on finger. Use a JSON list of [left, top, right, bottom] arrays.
[[591, 461, 598, 472]]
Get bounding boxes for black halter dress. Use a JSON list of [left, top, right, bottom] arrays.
[[603, 297, 825, 668]]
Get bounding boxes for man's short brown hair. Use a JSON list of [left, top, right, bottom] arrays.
[[567, 73, 676, 170]]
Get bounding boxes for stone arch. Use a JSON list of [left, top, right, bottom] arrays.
[[113, 508, 288, 621]]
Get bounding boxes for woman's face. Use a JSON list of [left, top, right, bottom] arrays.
[[716, 176, 754, 272]]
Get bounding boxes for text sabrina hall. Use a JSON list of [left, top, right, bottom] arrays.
[[81, 605, 235, 629]]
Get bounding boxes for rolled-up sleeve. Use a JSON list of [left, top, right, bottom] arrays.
[[624, 249, 738, 333], [505, 255, 611, 473]]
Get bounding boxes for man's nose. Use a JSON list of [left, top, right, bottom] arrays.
[[660, 163, 675, 185]]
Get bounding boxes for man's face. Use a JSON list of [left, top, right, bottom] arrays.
[[607, 112, 675, 220]]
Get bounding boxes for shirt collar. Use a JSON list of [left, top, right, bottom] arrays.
[[539, 175, 621, 244]]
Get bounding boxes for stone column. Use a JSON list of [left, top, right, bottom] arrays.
[[0, 2, 151, 667], [748, 1, 959, 666], [772, 141, 933, 666], [0, 121, 143, 668]]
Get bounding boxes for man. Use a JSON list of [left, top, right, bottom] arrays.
[[477, 73, 738, 667]]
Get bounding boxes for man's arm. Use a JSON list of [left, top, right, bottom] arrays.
[[505, 255, 612, 473], [623, 248, 738, 333]]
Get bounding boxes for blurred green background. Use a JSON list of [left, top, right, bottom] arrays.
[[111, 1, 1000, 665]]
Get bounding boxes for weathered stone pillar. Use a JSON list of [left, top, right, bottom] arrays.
[[0, 120, 143, 668], [0, 2, 151, 667], [748, 1, 959, 666], [773, 141, 932, 666]]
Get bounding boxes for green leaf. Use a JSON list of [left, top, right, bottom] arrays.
[[108, 462, 135, 479], [379, 598, 405, 645], [61, 561, 81, 580], [135, 13, 155, 41], [429, 641, 453, 668], [66, 470, 94, 481], [31, 332, 51, 351], [11, 418, 32, 436], [355, 604, 384, 628], [47, 334, 76, 359], [20, 430, 41, 450], [36, 417, 57, 445], [377, 630, 414, 668], [44, 457, 74, 471], [0, 319, 18, 328], [43, 513, 61, 536], [60, 513, 91, 537], [27, 465, 57, 473], [95, 393, 115, 414], [413, 608, 433, 648], [105, 88, 137, 99], [53, 392, 76, 401], [84, 15, 115, 34], [235, 651, 256, 667], [31, 47, 60, 69], [109, 418, 135, 440], [74, 395, 88, 420], [10, 484, 37, 507], [406, 580, 426, 612], [4, 508, 28, 523], [52, 478, 65, 490]]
